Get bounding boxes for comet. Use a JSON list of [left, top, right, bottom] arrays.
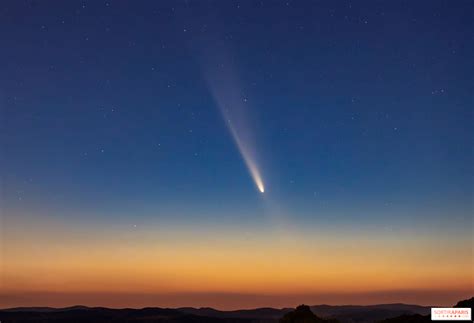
[[203, 54, 265, 194]]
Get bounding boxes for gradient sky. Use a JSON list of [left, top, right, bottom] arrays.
[[1, 0, 473, 309]]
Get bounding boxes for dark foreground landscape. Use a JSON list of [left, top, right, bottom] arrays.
[[0, 297, 471, 323]]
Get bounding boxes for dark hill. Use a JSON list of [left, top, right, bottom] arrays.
[[280, 305, 340, 323], [455, 297, 473, 311], [378, 296, 473, 323]]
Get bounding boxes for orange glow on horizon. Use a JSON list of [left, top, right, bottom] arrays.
[[1, 216, 472, 309]]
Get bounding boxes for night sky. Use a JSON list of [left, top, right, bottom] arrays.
[[1, 0, 473, 309]]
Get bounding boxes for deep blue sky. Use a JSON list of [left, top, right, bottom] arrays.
[[2, 0, 472, 229]]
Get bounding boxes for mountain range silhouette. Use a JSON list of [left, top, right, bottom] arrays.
[[0, 297, 471, 323]]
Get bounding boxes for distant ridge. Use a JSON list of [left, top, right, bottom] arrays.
[[378, 297, 473, 323], [1, 305, 91, 313], [178, 306, 293, 319], [0, 302, 436, 323], [309, 303, 431, 322]]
